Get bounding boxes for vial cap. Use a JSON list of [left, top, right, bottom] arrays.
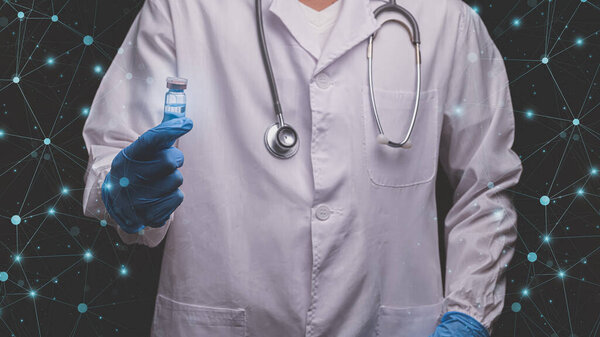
[[167, 77, 188, 90]]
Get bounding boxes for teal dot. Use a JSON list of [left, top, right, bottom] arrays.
[[51, 15, 58, 22], [540, 195, 550, 206], [12, 76, 19, 83], [0, 272, 7, 282], [43, 138, 51, 145], [83, 35, 94, 46], [487, 182, 494, 189], [527, 252, 537, 262], [541, 57, 549, 64], [511, 302, 521, 312], [100, 219, 107, 227], [78, 303, 88, 313], [573, 119, 580, 126], [119, 177, 129, 187], [17, 12, 24, 19], [11, 215, 21, 225]]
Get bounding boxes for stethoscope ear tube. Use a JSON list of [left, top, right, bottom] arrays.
[[367, 16, 421, 149]]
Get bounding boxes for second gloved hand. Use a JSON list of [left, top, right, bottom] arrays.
[[429, 311, 490, 337], [101, 117, 193, 233]]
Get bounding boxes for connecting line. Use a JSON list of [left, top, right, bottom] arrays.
[[547, 2, 582, 56]]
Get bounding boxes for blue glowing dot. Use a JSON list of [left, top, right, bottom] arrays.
[[576, 38, 583, 46], [83, 251, 93, 262], [540, 195, 550, 206], [78, 303, 88, 313], [487, 182, 494, 189], [526, 110, 534, 119], [12, 76, 20, 83], [43, 138, 51, 145], [558, 271, 566, 278], [544, 235, 550, 242], [47, 57, 54, 65], [513, 19, 521, 27], [522, 289, 529, 296], [577, 188, 584, 195], [591, 168, 598, 175], [51, 15, 58, 22], [83, 35, 94, 46], [527, 252, 537, 262], [511, 302, 521, 312], [14, 255, 21, 262], [17, 12, 24, 19], [82, 107, 90, 116], [100, 219, 107, 227], [94, 65, 102, 73], [0, 272, 7, 282], [62, 187, 69, 194], [0, 130, 4, 137], [119, 177, 129, 187], [48, 208, 55, 215], [11, 215, 21, 225], [541, 57, 549, 64], [29, 290, 37, 298], [472, 6, 479, 13], [572, 118, 580, 126], [120, 266, 128, 275]]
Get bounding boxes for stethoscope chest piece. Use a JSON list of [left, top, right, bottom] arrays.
[[264, 123, 299, 159]]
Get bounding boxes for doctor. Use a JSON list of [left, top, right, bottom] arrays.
[[82, 0, 522, 336]]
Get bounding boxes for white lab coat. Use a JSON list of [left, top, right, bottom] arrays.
[[82, 0, 523, 336]]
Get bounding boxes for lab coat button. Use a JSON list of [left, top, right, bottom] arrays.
[[315, 205, 331, 221], [315, 73, 331, 89]]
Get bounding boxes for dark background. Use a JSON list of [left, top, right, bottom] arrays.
[[1, 0, 599, 336]]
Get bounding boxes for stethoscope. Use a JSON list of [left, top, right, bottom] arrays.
[[256, 0, 421, 159]]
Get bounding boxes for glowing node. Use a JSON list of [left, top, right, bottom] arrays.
[[544, 235, 550, 243], [576, 38, 583, 46], [17, 12, 24, 19], [577, 188, 584, 195], [11, 215, 21, 225], [83, 35, 94, 46], [29, 290, 37, 298], [558, 271, 566, 278], [539, 195, 550, 206], [51, 15, 58, 22], [541, 57, 549, 64], [512, 19, 521, 27], [472, 6, 479, 13], [511, 302, 521, 312], [83, 251, 93, 262], [591, 168, 598, 175], [527, 252, 537, 262], [14, 254, 21, 262], [0, 272, 7, 282], [47, 57, 54, 65], [94, 65, 102, 73], [119, 177, 129, 187], [0, 130, 4, 137], [78, 303, 88, 313], [120, 265, 128, 276], [62, 187, 69, 194], [125, 73, 132, 80], [12, 76, 20, 83], [82, 107, 90, 116], [522, 289, 529, 296], [43, 138, 51, 145], [487, 182, 494, 189], [526, 110, 534, 118], [100, 219, 107, 227], [572, 118, 580, 126]]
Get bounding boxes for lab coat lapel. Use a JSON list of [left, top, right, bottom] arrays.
[[269, 0, 321, 60], [313, 0, 380, 76]]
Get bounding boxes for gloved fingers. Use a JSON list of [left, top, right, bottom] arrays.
[[116, 147, 184, 182], [141, 189, 185, 228], [124, 117, 193, 161], [130, 170, 184, 199]]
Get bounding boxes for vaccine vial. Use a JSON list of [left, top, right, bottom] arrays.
[[163, 77, 187, 122]]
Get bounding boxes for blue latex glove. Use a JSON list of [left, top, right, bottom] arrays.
[[429, 311, 490, 337], [101, 115, 193, 233]]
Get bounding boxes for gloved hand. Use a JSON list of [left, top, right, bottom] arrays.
[[101, 115, 193, 233], [429, 311, 490, 337]]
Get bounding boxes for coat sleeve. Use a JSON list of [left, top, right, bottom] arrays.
[[82, 0, 177, 247], [439, 3, 523, 334]]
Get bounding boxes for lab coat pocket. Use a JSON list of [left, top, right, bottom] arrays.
[[362, 87, 440, 188], [375, 300, 444, 337], [152, 294, 246, 337]]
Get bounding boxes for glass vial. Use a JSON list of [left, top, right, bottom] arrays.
[[163, 77, 188, 122]]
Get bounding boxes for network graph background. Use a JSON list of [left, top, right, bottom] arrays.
[[0, 0, 598, 336]]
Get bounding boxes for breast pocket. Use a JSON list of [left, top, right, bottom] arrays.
[[151, 294, 246, 337], [362, 86, 440, 188], [376, 300, 444, 337]]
